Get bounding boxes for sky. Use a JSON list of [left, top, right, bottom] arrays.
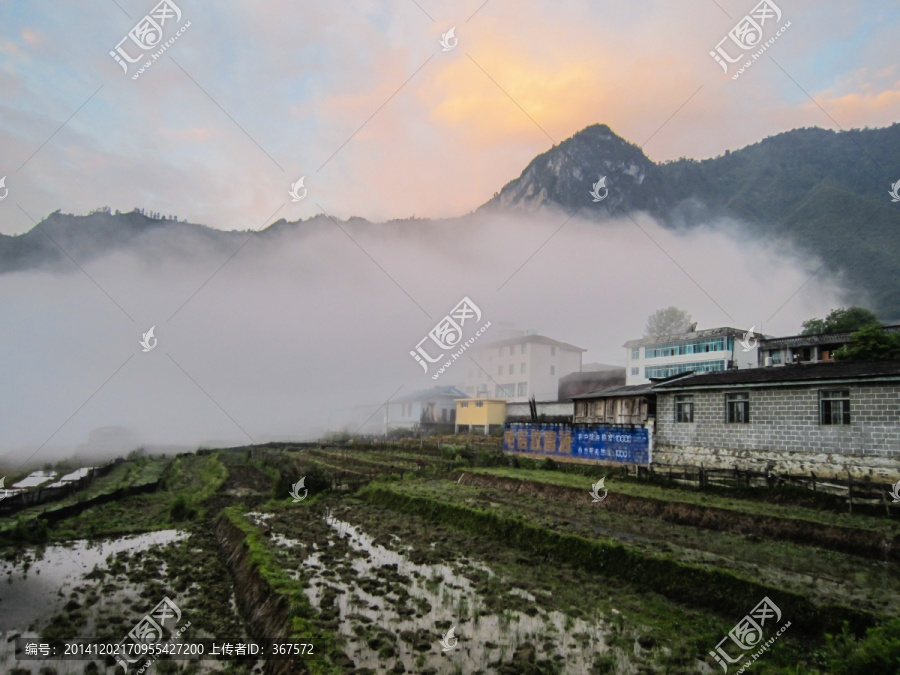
[[0, 0, 898, 462], [1, 0, 899, 231]]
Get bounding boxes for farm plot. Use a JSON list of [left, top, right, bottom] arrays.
[[234, 494, 730, 673]]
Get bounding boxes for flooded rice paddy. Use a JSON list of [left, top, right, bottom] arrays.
[[0, 527, 252, 674], [248, 507, 633, 674]]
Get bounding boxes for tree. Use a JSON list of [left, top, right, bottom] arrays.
[[833, 325, 900, 362], [823, 307, 880, 333], [800, 318, 825, 335], [644, 307, 694, 339], [801, 307, 879, 335]]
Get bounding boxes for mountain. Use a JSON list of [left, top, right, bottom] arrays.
[[478, 122, 900, 318], [2, 123, 899, 317], [480, 124, 672, 216], [0, 208, 247, 273]]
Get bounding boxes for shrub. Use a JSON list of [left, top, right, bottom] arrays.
[[825, 618, 900, 673], [169, 494, 196, 522], [537, 458, 558, 471]]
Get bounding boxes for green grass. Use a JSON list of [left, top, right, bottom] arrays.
[[467, 466, 899, 534], [10, 454, 228, 542], [0, 457, 170, 531]]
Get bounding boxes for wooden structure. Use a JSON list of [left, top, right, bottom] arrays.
[[571, 384, 655, 425]]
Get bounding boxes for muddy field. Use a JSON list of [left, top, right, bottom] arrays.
[[0, 442, 898, 673]]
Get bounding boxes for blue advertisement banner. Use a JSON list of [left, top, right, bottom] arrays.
[[503, 423, 650, 465]]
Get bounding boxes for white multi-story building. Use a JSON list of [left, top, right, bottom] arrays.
[[624, 327, 757, 386], [463, 328, 585, 402]]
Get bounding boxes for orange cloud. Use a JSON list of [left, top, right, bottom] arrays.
[[810, 82, 900, 128], [22, 28, 41, 45]]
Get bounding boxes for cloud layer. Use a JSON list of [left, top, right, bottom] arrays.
[[0, 210, 848, 466]]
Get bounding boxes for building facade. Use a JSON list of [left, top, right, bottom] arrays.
[[653, 361, 900, 480], [758, 325, 900, 366], [624, 327, 757, 386], [387, 386, 467, 430], [463, 330, 585, 402], [455, 398, 508, 435], [571, 384, 655, 426]]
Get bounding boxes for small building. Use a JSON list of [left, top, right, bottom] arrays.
[[571, 384, 655, 425], [462, 327, 586, 401], [388, 386, 467, 431], [652, 360, 900, 480], [455, 398, 507, 435], [625, 327, 757, 386], [558, 363, 626, 401], [759, 325, 900, 366]]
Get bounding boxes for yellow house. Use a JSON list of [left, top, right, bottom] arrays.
[[455, 398, 507, 435]]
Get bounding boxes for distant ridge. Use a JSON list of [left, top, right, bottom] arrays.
[[2, 122, 899, 317]]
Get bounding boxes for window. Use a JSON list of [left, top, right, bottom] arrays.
[[497, 366, 503, 376], [495, 384, 514, 397], [630, 367, 639, 376], [475, 401, 484, 408], [521, 344, 527, 354], [820, 390, 850, 425], [551, 346, 557, 356], [645, 338, 727, 359], [477, 384, 488, 395], [770, 351, 782, 365], [520, 363, 526, 373], [631, 347, 640, 360], [441, 409, 448, 422], [726, 392, 750, 423], [675, 395, 694, 423], [460, 402, 469, 408], [508, 364, 514, 375], [517, 382, 527, 396], [550, 365, 555, 375], [645, 360, 726, 379]]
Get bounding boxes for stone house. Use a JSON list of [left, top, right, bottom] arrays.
[[652, 361, 900, 480]]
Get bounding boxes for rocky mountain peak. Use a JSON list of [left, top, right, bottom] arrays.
[[480, 124, 670, 216]]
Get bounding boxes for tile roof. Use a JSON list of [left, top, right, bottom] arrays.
[[653, 360, 900, 389], [571, 383, 656, 399]]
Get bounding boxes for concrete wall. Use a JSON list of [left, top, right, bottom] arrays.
[[655, 384, 900, 480], [506, 401, 574, 419]]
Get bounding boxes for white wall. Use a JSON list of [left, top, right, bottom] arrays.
[[626, 335, 754, 385], [464, 339, 583, 402]]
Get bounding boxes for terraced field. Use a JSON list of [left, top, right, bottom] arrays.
[[1, 442, 898, 673]]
